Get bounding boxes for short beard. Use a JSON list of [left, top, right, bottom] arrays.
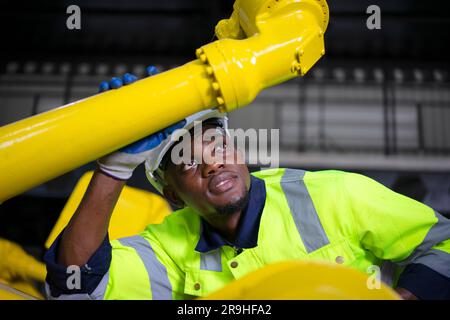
[[214, 190, 250, 216]]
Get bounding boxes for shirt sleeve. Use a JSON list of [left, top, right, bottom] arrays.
[[397, 259, 450, 299], [43, 230, 112, 300], [343, 173, 450, 299]]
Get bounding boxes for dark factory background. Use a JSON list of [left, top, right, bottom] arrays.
[[0, 0, 449, 274]]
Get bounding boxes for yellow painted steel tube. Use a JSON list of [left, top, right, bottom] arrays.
[[0, 61, 215, 201], [0, 0, 329, 202]]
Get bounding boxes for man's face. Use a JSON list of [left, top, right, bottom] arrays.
[[163, 124, 251, 219]]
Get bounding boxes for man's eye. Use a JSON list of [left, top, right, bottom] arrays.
[[215, 142, 228, 153]]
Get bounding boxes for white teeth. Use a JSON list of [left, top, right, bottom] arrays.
[[217, 180, 226, 188], [216, 178, 230, 188]]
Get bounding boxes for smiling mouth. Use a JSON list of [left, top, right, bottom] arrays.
[[209, 173, 237, 194], [216, 179, 230, 188]]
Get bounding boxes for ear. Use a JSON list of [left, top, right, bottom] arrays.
[[163, 186, 185, 208]]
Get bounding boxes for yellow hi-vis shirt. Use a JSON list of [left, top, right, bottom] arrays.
[[45, 168, 450, 300]]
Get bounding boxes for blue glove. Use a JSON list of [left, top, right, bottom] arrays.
[[97, 66, 186, 180]]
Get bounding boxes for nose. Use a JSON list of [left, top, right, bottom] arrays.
[[199, 139, 226, 177], [201, 161, 225, 178]]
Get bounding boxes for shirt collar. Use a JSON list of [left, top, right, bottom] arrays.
[[195, 175, 266, 253]]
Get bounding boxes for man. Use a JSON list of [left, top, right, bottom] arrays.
[[44, 69, 450, 300]]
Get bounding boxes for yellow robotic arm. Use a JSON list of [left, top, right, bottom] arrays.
[[0, 238, 46, 299], [205, 261, 400, 300], [0, 0, 329, 202]]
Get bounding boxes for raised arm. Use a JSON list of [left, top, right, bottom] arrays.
[[57, 169, 126, 266], [44, 68, 186, 299]]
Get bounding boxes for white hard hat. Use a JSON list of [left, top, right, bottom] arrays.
[[145, 108, 228, 194]]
